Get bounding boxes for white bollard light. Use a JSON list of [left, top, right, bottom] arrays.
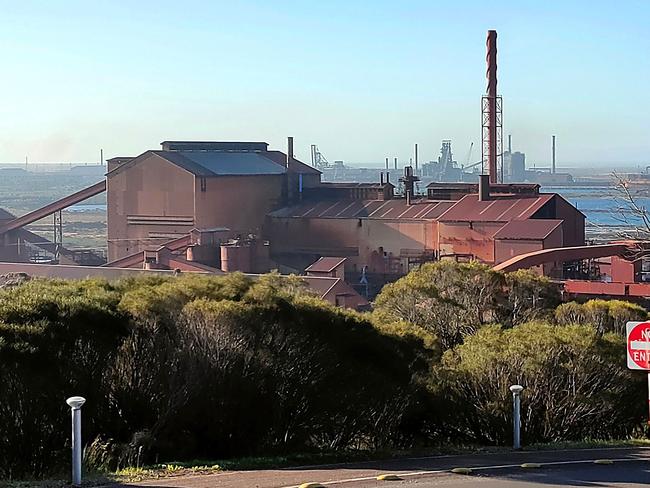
[[509, 385, 524, 450], [66, 396, 86, 486]]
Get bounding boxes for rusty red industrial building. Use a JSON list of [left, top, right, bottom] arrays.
[[0, 137, 589, 303], [89, 138, 585, 291]]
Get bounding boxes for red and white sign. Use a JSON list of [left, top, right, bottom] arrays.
[[627, 321, 650, 370]]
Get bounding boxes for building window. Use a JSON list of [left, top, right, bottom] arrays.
[[200, 177, 207, 192]]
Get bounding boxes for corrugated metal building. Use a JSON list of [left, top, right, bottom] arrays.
[[107, 141, 320, 261], [106, 141, 584, 290], [266, 181, 585, 280]]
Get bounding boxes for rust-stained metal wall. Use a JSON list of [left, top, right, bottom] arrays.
[[610, 255, 641, 282], [107, 153, 195, 261], [438, 221, 502, 262], [553, 195, 585, 247], [194, 175, 284, 235], [265, 216, 437, 273], [108, 154, 286, 262], [494, 225, 563, 275]]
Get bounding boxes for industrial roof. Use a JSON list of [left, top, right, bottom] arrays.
[[320, 182, 394, 189], [438, 194, 554, 223], [0, 208, 15, 221], [300, 276, 369, 307], [160, 141, 269, 151], [153, 150, 286, 176], [305, 257, 347, 273], [261, 150, 321, 175], [493, 219, 563, 240], [107, 143, 320, 178], [268, 199, 456, 221], [106, 156, 135, 163], [426, 182, 540, 194]]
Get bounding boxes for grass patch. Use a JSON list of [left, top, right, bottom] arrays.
[[525, 438, 650, 451], [3, 439, 649, 487]]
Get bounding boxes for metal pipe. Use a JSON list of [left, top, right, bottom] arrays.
[[478, 174, 490, 201], [487, 30, 498, 184], [66, 396, 86, 485]]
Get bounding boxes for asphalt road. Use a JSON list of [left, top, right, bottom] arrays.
[[127, 447, 650, 488]]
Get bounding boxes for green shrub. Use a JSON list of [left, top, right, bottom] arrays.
[[0, 274, 428, 478], [374, 261, 506, 349], [503, 270, 560, 325], [439, 322, 646, 444], [0, 278, 128, 478], [555, 299, 647, 335], [373, 261, 560, 349]]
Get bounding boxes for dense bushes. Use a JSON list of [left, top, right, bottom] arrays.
[[374, 262, 559, 348], [555, 299, 647, 334], [439, 323, 645, 443], [0, 274, 429, 478], [0, 279, 129, 478], [374, 261, 648, 445], [1, 263, 649, 480]]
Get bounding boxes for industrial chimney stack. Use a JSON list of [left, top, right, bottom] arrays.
[[552, 135, 556, 174], [487, 30, 498, 183], [286, 136, 294, 168], [481, 30, 502, 184], [414, 143, 419, 175]]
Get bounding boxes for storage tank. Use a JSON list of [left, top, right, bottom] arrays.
[[220, 240, 253, 273]]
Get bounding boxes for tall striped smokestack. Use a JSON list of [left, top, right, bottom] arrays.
[[486, 30, 498, 184]]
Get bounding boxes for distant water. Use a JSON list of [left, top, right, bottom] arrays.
[[543, 186, 650, 228], [68, 204, 107, 212]]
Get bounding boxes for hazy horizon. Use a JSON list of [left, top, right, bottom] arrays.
[[1, 1, 648, 166], [0, 160, 645, 172]]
